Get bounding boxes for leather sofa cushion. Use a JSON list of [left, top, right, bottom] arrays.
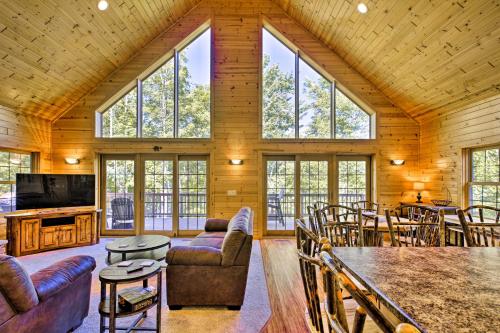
[[0, 290, 16, 325], [0, 255, 39, 312], [204, 218, 230, 232], [190, 237, 224, 249], [221, 207, 251, 266], [166, 246, 222, 266], [31, 255, 96, 302]]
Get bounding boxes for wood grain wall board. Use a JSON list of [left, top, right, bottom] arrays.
[[0, 104, 51, 239], [419, 95, 500, 206], [50, 0, 419, 239], [0, 0, 201, 119], [274, 0, 500, 121]]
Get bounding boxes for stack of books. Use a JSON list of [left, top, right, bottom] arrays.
[[118, 286, 158, 312]]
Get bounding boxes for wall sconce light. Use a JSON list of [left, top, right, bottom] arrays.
[[229, 159, 243, 165], [390, 159, 405, 166], [65, 157, 80, 165]]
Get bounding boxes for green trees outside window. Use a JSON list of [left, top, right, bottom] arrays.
[[0, 151, 31, 212], [98, 28, 211, 139], [262, 28, 372, 139], [470, 147, 500, 217]]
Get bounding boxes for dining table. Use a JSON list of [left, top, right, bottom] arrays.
[[329, 247, 500, 332]]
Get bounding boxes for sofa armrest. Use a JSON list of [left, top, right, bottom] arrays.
[[166, 246, 222, 266], [31, 255, 96, 301], [204, 218, 230, 232]]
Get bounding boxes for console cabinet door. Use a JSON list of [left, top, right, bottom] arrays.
[[40, 227, 59, 249], [21, 219, 40, 253], [76, 214, 92, 244], [59, 225, 77, 247]]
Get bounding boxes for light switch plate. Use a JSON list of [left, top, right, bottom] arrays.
[[227, 190, 237, 196]]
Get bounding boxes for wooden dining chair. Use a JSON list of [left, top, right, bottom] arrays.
[[296, 218, 324, 332], [457, 205, 500, 247], [320, 239, 423, 333], [320, 248, 366, 333], [385, 208, 445, 247], [306, 205, 323, 238], [318, 205, 364, 247], [363, 216, 384, 247], [352, 200, 379, 214]]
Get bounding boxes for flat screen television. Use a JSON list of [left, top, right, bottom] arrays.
[[16, 174, 95, 210]]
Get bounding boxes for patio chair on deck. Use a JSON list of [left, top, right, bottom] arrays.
[[268, 189, 285, 227], [111, 197, 134, 229]]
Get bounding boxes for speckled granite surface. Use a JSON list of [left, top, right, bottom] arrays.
[[331, 247, 500, 333]]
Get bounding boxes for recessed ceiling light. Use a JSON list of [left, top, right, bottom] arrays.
[[98, 0, 109, 11], [357, 2, 368, 14]]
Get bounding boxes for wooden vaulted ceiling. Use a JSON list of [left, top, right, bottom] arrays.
[[275, 0, 500, 120], [0, 0, 498, 121], [0, 0, 200, 120]]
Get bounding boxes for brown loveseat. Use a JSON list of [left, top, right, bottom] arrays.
[[0, 255, 96, 333], [166, 207, 253, 310]]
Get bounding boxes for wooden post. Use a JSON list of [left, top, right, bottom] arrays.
[[439, 209, 446, 247]]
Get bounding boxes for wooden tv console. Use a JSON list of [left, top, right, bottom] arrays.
[[5, 207, 101, 257]]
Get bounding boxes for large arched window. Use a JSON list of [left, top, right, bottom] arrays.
[[96, 27, 211, 139], [262, 27, 373, 139]]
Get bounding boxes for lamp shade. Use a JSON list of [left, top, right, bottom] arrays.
[[413, 182, 425, 191]]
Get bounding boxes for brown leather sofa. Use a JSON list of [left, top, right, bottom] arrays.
[[0, 254, 96, 333], [166, 207, 253, 310]]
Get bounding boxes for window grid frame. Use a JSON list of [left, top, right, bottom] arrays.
[[178, 158, 208, 231], [144, 159, 174, 232], [0, 150, 33, 213], [96, 27, 211, 140], [265, 158, 296, 231], [467, 146, 500, 211], [262, 27, 373, 140]]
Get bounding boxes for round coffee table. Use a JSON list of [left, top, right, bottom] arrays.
[[105, 235, 171, 265], [99, 259, 162, 333]]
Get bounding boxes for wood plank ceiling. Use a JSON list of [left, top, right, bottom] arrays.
[[0, 0, 498, 121], [0, 0, 200, 120], [275, 0, 500, 121]]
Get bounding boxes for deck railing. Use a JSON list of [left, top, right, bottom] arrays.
[[105, 192, 367, 219]]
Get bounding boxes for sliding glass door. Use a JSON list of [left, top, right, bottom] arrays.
[[179, 158, 208, 231], [102, 155, 137, 235], [263, 154, 371, 236], [300, 158, 329, 215], [337, 157, 370, 208], [143, 158, 174, 233], [101, 154, 209, 236], [266, 158, 296, 232]]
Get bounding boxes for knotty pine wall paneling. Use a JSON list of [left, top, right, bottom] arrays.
[[419, 95, 500, 206], [51, 0, 419, 238], [0, 105, 52, 238]]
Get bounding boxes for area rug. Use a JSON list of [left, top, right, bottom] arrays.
[[17, 238, 271, 333]]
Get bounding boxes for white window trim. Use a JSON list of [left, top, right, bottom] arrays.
[[95, 23, 211, 140], [261, 24, 376, 140]]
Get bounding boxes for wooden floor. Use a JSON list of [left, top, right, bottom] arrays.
[[260, 239, 310, 332], [260, 239, 381, 333]]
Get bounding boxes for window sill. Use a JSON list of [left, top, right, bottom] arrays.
[[94, 137, 213, 143], [259, 138, 377, 143]]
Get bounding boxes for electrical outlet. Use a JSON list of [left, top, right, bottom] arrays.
[[227, 190, 237, 196]]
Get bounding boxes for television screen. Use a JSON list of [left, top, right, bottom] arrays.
[[16, 174, 95, 210]]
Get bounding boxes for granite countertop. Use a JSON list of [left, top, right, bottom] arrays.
[[331, 247, 500, 333]]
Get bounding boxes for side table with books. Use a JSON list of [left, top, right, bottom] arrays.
[[99, 259, 162, 333]]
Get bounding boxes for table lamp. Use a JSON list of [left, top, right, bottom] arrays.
[[413, 182, 424, 203]]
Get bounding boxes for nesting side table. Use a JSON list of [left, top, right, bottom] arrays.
[[99, 260, 162, 333]]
